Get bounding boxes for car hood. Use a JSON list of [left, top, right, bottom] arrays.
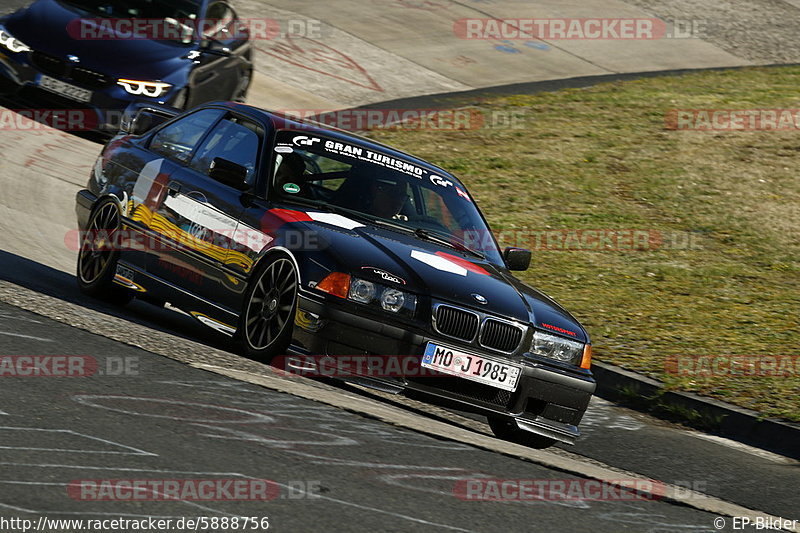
[[267, 208, 589, 344], [5, 0, 190, 78]]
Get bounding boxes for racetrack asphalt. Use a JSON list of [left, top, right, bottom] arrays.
[[0, 300, 791, 533]]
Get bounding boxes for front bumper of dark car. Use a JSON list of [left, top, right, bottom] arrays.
[[291, 293, 596, 445], [0, 50, 176, 132]]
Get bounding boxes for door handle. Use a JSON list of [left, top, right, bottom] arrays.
[[167, 181, 181, 197]]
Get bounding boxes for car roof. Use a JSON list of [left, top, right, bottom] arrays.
[[209, 101, 458, 181]]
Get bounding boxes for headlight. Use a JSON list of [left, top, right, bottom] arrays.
[[0, 29, 31, 53], [346, 277, 416, 315], [348, 279, 376, 304], [380, 288, 406, 313], [117, 79, 172, 98], [318, 273, 416, 316], [529, 331, 584, 365]]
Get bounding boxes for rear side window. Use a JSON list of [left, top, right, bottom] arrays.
[[189, 115, 262, 184], [150, 109, 223, 163]]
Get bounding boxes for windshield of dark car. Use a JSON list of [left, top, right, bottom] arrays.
[[58, 0, 201, 43], [271, 131, 502, 262]]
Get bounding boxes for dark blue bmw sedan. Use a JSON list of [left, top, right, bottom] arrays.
[[0, 0, 253, 133]]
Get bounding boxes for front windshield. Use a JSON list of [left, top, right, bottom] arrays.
[[59, 0, 201, 43], [271, 131, 502, 263]]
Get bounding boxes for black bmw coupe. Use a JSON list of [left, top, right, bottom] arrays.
[[75, 101, 596, 448]]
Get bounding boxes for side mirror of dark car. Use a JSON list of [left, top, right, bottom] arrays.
[[210, 157, 249, 190], [120, 109, 171, 135], [132, 111, 170, 135], [504, 247, 532, 271]]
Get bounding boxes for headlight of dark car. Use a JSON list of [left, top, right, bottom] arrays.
[[117, 79, 172, 98], [317, 273, 416, 316], [0, 27, 31, 53], [530, 331, 585, 365]]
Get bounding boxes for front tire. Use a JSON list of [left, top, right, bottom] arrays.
[[238, 253, 298, 361], [488, 415, 557, 449], [76, 199, 132, 305]]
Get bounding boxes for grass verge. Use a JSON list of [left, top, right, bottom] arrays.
[[369, 66, 800, 422]]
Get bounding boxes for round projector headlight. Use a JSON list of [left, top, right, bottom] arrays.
[[380, 288, 405, 313], [348, 279, 376, 304]]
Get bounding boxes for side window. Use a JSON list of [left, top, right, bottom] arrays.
[[150, 109, 223, 163], [189, 115, 262, 184]]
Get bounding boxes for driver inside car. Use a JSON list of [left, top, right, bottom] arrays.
[[273, 152, 309, 195]]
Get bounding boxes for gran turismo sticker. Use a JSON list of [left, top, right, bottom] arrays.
[[283, 132, 472, 196], [429, 174, 453, 188], [293, 135, 321, 147], [283, 183, 301, 194], [319, 138, 425, 178]]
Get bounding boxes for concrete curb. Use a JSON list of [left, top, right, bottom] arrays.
[[592, 362, 800, 460]]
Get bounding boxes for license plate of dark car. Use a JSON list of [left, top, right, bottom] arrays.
[[38, 74, 92, 103], [422, 342, 522, 392]]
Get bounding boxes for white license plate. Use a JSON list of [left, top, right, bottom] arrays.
[[38, 74, 92, 103], [422, 342, 522, 392]]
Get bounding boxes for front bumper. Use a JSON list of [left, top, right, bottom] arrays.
[[0, 51, 175, 133], [292, 294, 596, 445]]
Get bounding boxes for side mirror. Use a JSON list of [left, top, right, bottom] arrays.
[[120, 109, 171, 135], [504, 247, 531, 271], [210, 157, 248, 190]]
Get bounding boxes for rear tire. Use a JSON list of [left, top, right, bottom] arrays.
[[237, 253, 298, 361], [488, 415, 557, 449], [76, 199, 133, 306]]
